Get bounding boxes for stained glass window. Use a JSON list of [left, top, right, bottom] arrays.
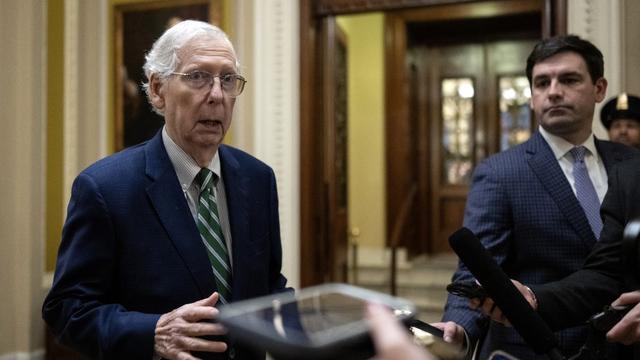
[[441, 78, 474, 185], [499, 76, 532, 151]]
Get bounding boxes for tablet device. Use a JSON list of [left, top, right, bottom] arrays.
[[217, 283, 416, 360]]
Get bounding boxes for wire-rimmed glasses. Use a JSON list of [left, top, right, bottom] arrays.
[[171, 70, 247, 97]]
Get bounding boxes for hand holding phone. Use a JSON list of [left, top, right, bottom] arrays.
[[589, 304, 632, 332]]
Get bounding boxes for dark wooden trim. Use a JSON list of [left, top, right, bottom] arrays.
[[390, 0, 543, 22], [545, 0, 567, 36], [299, 0, 325, 287], [384, 13, 408, 248], [555, 0, 568, 35], [316, 0, 477, 16]]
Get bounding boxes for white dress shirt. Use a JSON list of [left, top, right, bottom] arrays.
[[538, 126, 608, 203], [162, 126, 234, 266]]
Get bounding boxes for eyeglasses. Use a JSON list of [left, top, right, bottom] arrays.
[[171, 70, 247, 97]]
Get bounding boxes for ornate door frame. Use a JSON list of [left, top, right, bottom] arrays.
[[299, 0, 567, 287]]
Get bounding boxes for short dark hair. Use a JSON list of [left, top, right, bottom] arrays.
[[526, 35, 604, 84]]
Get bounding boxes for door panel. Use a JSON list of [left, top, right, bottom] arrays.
[[301, 0, 565, 286], [487, 40, 538, 154], [424, 44, 484, 253], [411, 40, 535, 254]]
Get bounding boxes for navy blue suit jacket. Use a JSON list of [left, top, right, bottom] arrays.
[[533, 157, 640, 336], [43, 132, 288, 359], [442, 132, 638, 359]]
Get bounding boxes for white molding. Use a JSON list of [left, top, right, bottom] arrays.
[[0, 350, 45, 360], [63, 0, 109, 203], [619, 0, 628, 92], [621, 0, 640, 94], [63, 0, 80, 203], [251, 0, 300, 289], [568, 0, 622, 139], [0, 0, 46, 355], [231, 0, 256, 154]]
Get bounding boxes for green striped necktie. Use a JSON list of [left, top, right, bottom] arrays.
[[195, 168, 232, 303]]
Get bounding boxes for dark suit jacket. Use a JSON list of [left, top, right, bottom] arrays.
[[533, 157, 640, 336], [442, 132, 638, 359], [42, 131, 288, 359]]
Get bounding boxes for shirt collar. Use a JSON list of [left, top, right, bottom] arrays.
[[162, 126, 221, 189], [538, 125, 599, 161]]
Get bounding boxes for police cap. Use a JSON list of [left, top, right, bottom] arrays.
[[600, 93, 640, 129]]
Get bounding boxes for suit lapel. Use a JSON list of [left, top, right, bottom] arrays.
[[219, 146, 254, 301], [526, 132, 597, 247], [144, 133, 217, 297]]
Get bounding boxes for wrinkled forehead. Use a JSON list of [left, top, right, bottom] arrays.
[[177, 35, 238, 68]]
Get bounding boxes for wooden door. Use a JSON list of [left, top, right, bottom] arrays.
[[422, 44, 485, 253], [300, 0, 566, 287], [384, 2, 546, 259], [409, 39, 537, 254]]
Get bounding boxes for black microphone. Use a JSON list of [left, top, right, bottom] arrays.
[[449, 227, 564, 360]]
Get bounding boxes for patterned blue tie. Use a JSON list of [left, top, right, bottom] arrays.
[[195, 168, 232, 303], [570, 146, 603, 239]]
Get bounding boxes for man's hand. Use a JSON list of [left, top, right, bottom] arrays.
[[154, 292, 228, 360], [607, 290, 640, 345], [469, 279, 537, 325], [431, 321, 466, 346], [367, 303, 437, 360]]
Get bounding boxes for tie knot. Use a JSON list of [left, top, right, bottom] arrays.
[[195, 168, 217, 191], [570, 146, 588, 162]]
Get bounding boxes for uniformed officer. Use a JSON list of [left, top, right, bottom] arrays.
[[600, 93, 640, 148]]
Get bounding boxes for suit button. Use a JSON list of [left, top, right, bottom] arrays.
[[229, 347, 236, 359]]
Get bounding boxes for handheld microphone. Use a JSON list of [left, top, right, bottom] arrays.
[[449, 227, 564, 360]]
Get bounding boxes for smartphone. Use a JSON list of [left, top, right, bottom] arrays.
[[589, 304, 632, 332], [217, 283, 417, 360], [446, 281, 487, 301], [408, 319, 467, 360]]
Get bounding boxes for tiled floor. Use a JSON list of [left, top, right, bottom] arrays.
[[349, 247, 458, 323]]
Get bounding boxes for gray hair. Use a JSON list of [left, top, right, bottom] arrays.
[[142, 20, 239, 115]]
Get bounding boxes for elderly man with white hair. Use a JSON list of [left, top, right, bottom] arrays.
[[43, 20, 289, 360]]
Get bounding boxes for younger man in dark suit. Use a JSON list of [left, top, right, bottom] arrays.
[[437, 35, 638, 359], [43, 20, 288, 359], [531, 156, 640, 349], [474, 156, 640, 358]]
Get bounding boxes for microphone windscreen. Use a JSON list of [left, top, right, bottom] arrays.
[[449, 227, 558, 355]]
